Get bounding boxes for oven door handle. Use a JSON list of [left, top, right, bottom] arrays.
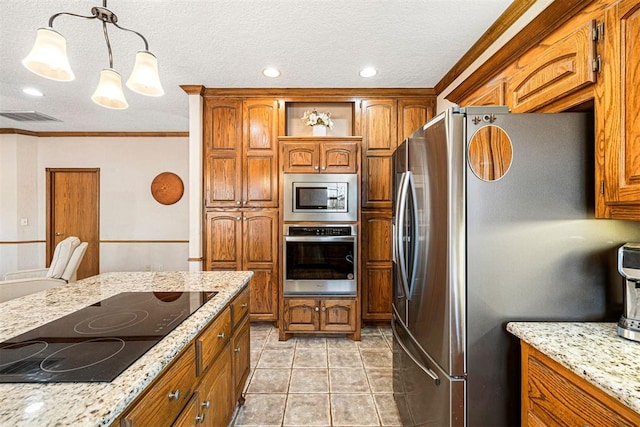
[[284, 236, 356, 242]]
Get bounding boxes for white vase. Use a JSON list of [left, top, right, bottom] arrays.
[[312, 125, 327, 136]]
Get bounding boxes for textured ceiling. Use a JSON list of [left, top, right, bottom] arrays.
[[0, 0, 513, 132]]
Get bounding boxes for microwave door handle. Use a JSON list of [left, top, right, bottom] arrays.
[[406, 172, 420, 300], [396, 172, 412, 301]]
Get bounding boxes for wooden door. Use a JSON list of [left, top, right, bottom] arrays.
[[204, 211, 242, 271], [243, 210, 278, 321], [361, 211, 394, 321], [231, 316, 250, 403], [398, 98, 435, 142], [282, 142, 320, 173], [321, 299, 356, 332], [283, 299, 319, 332], [360, 99, 397, 208], [46, 168, 99, 279], [321, 142, 358, 173], [599, 0, 640, 218], [243, 99, 279, 207]]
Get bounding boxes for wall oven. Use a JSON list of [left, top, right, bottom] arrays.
[[283, 224, 357, 296], [283, 173, 358, 222]]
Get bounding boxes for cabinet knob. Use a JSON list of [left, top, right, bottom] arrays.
[[236, 216, 241, 221], [315, 306, 319, 312], [243, 216, 247, 221], [201, 400, 210, 409], [314, 165, 319, 170], [321, 306, 326, 312], [217, 332, 225, 339], [195, 413, 206, 423], [322, 166, 326, 170], [240, 303, 248, 308], [236, 200, 241, 205], [168, 389, 180, 401], [243, 200, 247, 205], [235, 347, 241, 353]]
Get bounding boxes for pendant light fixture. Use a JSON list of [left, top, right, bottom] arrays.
[[22, 1, 164, 110]]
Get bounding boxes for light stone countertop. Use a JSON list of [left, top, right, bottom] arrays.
[[0, 270, 253, 427], [507, 322, 640, 414]]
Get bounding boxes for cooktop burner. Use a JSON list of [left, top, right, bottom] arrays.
[[0, 291, 217, 383]]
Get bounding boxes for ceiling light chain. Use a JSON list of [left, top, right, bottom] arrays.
[[22, 0, 164, 110]]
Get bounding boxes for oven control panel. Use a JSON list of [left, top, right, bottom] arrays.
[[287, 226, 353, 236]]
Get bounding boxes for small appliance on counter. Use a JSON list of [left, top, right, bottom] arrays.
[[618, 243, 640, 342]]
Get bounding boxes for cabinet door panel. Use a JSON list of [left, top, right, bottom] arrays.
[[398, 98, 435, 142], [248, 268, 277, 320], [362, 268, 393, 320], [205, 156, 241, 207], [243, 211, 277, 264], [364, 156, 394, 207], [245, 156, 277, 204], [361, 99, 397, 151], [509, 21, 597, 113], [232, 316, 251, 403], [282, 142, 319, 173], [321, 300, 356, 332], [204, 100, 242, 152], [283, 299, 319, 332], [204, 212, 242, 270], [460, 80, 506, 107], [321, 142, 358, 173]]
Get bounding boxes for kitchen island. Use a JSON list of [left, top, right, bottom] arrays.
[[507, 322, 640, 425], [0, 271, 252, 427]]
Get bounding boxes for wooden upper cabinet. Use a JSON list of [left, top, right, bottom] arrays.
[[242, 99, 279, 207], [460, 79, 507, 107], [398, 98, 435, 142], [204, 99, 243, 208], [599, 0, 640, 219], [508, 20, 598, 112], [281, 140, 357, 173]]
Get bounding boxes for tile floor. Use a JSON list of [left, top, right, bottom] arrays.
[[231, 323, 401, 426]]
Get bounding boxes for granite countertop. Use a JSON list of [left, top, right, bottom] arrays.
[[507, 322, 640, 413], [0, 270, 253, 427]]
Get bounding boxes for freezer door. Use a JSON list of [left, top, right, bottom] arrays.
[[392, 315, 465, 426]]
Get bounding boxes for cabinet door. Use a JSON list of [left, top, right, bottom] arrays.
[[321, 142, 358, 173], [321, 299, 356, 332], [282, 142, 320, 173], [204, 211, 242, 271], [361, 211, 393, 321], [459, 80, 506, 107], [599, 1, 640, 218], [232, 315, 250, 404], [508, 20, 597, 113], [398, 98, 435, 142], [283, 299, 319, 332], [204, 99, 243, 208], [243, 99, 279, 207], [243, 210, 278, 321], [198, 344, 233, 427], [361, 99, 397, 208]]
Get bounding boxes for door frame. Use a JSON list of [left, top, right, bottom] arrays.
[[45, 168, 100, 271]]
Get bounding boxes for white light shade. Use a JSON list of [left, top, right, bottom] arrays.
[[91, 69, 129, 109], [22, 27, 75, 81], [262, 67, 280, 78], [126, 50, 164, 96], [359, 67, 377, 78]]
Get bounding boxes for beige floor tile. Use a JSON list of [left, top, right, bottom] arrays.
[[328, 348, 363, 368], [289, 368, 329, 393], [360, 325, 383, 336], [296, 335, 328, 348], [366, 368, 393, 393], [373, 394, 403, 426], [329, 368, 371, 393], [358, 335, 390, 349], [257, 348, 295, 368], [265, 330, 296, 348], [327, 337, 359, 350], [360, 348, 392, 368], [250, 349, 262, 368], [233, 393, 286, 426], [246, 368, 291, 393], [330, 394, 380, 426], [293, 347, 327, 368], [283, 393, 331, 426]]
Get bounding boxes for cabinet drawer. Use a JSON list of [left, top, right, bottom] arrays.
[[231, 286, 250, 329], [197, 307, 231, 374], [122, 345, 197, 426]]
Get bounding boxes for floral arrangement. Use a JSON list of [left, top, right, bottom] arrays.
[[301, 109, 334, 129]]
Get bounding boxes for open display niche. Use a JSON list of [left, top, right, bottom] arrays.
[[285, 102, 354, 137]]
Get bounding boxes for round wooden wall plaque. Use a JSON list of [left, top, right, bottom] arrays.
[[151, 172, 184, 205]]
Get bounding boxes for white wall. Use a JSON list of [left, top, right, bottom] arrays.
[[0, 134, 189, 278]]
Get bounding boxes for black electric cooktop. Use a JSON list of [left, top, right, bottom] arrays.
[[0, 291, 217, 383]]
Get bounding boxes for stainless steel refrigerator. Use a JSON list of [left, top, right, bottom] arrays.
[[391, 106, 640, 426]]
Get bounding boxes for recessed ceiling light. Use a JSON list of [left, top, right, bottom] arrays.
[[23, 87, 44, 97], [359, 67, 377, 78], [262, 68, 281, 78]]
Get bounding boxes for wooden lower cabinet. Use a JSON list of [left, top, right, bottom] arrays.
[[361, 210, 393, 321], [521, 342, 640, 426], [118, 287, 250, 427], [280, 297, 358, 340]]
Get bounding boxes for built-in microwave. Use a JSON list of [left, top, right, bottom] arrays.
[[283, 173, 358, 222]]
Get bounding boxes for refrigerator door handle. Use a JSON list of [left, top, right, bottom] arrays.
[[395, 172, 412, 300], [406, 171, 420, 299], [392, 317, 441, 386]]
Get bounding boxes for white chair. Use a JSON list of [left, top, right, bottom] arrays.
[[0, 236, 89, 303]]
